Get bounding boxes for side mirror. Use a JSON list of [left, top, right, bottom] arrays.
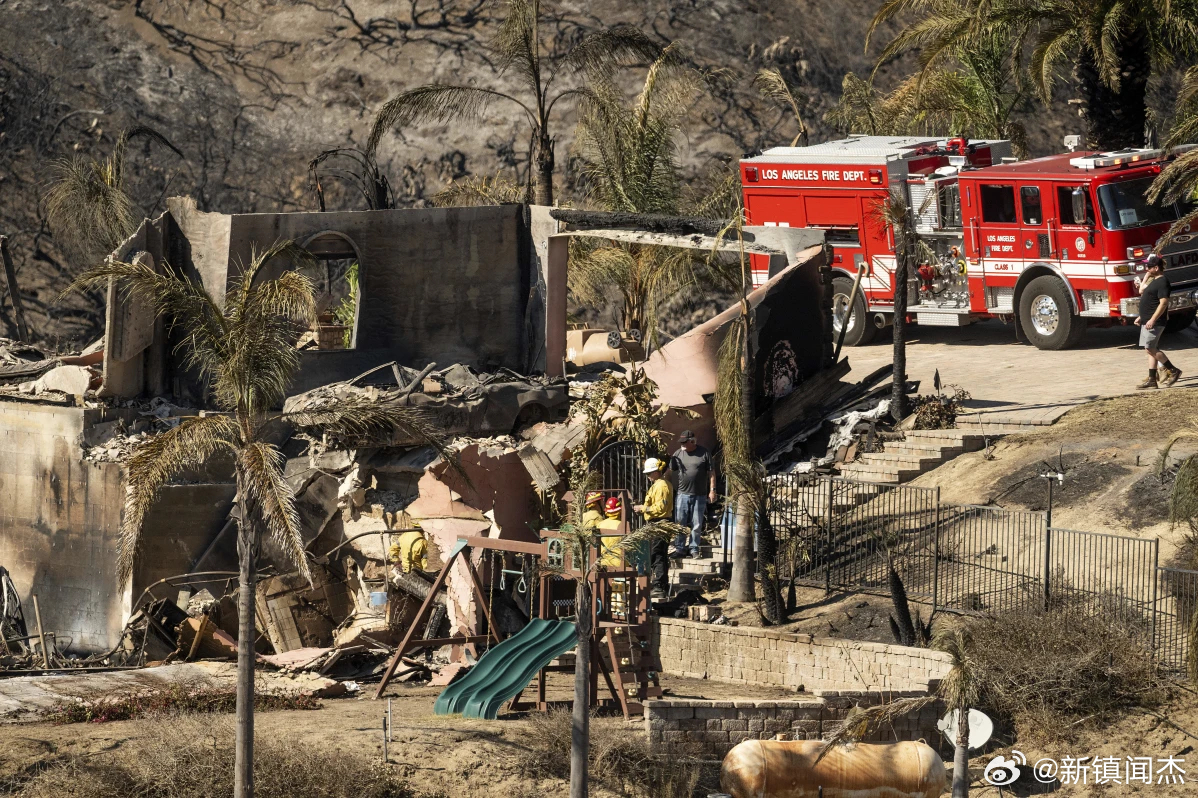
[[1071, 187, 1086, 225]]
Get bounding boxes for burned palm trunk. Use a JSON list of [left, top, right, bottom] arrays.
[[952, 707, 970, 798], [570, 577, 592, 798], [728, 319, 757, 604], [756, 507, 783, 624], [535, 132, 555, 207], [234, 481, 260, 798], [891, 233, 909, 423]]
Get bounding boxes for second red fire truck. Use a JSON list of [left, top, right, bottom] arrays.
[[740, 135, 1198, 349]]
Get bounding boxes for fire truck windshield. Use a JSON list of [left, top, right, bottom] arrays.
[[1097, 176, 1181, 231]]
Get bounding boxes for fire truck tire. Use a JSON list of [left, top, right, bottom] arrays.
[[1019, 276, 1082, 350], [832, 276, 876, 346], [1166, 309, 1197, 334]]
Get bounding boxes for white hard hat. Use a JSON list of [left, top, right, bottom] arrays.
[[643, 457, 664, 474]]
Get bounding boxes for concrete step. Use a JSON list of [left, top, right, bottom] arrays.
[[885, 441, 964, 456], [672, 557, 723, 573], [838, 464, 915, 484], [903, 430, 985, 448], [856, 452, 942, 468], [954, 418, 1037, 435]]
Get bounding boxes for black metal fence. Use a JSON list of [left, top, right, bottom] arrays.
[[766, 473, 1197, 671]]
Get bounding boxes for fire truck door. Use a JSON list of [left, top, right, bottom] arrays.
[[1019, 184, 1052, 261], [1051, 183, 1097, 264], [976, 183, 1021, 275]]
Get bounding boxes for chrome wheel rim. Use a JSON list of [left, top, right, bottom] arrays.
[[1030, 294, 1060, 336], [833, 292, 856, 335]]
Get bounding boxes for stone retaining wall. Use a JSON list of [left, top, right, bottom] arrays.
[[655, 617, 952, 692], [645, 693, 945, 758]]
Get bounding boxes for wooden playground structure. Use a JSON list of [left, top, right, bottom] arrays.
[[373, 490, 662, 719]]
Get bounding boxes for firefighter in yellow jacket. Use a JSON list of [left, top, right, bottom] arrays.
[[389, 520, 429, 573], [634, 457, 673, 599]]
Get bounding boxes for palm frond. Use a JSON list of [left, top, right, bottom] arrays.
[[118, 415, 239, 585], [241, 440, 311, 582], [714, 316, 749, 470], [932, 622, 979, 708], [559, 24, 665, 79], [1164, 66, 1198, 148], [44, 125, 183, 262], [64, 257, 229, 383], [283, 393, 451, 452], [617, 519, 687, 552], [492, 0, 539, 90], [754, 68, 808, 146], [45, 156, 137, 262], [817, 695, 938, 761], [215, 242, 317, 415], [825, 73, 890, 135], [432, 174, 527, 207], [368, 85, 531, 155], [110, 126, 184, 186]]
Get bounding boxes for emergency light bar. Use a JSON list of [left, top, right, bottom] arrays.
[[1070, 148, 1163, 169]]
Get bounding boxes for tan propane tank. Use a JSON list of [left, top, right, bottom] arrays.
[[720, 739, 945, 798]]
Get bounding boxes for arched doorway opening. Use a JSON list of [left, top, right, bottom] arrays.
[[299, 230, 362, 350]]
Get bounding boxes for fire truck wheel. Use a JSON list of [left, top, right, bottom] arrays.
[[832, 276, 876, 346], [1166, 309, 1197, 334], [1019, 275, 1082, 350]]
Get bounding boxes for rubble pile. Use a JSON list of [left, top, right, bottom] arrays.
[[284, 362, 568, 444], [0, 337, 105, 401], [81, 398, 196, 463]]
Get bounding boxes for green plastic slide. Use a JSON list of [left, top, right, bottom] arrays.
[[434, 618, 578, 720]]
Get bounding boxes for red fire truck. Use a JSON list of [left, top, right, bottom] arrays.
[[740, 135, 1198, 349]]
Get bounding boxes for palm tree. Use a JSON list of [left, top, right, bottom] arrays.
[[567, 45, 700, 347], [367, 0, 662, 206], [754, 67, 809, 146], [937, 625, 980, 798], [1148, 68, 1198, 246], [874, 189, 921, 422], [723, 459, 784, 622], [45, 125, 183, 263], [868, 0, 1198, 150], [68, 243, 447, 798], [825, 36, 1029, 157], [710, 212, 759, 605]]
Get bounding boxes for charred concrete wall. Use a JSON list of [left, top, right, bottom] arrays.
[[0, 401, 127, 653], [109, 201, 556, 404], [0, 399, 238, 654]]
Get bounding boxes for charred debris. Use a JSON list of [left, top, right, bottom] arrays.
[[0, 203, 910, 689]]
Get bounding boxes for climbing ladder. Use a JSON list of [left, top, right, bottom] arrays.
[[595, 575, 662, 719]]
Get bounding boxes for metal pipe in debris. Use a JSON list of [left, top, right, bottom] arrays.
[[31, 594, 49, 668]]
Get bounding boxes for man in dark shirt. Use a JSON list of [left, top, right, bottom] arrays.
[[1135, 254, 1182, 389], [668, 430, 716, 559]]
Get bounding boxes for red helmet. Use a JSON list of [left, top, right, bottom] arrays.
[[604, 496, 622, 515], [585, 491, 603, 507]]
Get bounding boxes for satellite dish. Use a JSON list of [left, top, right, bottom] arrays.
[[606, 330, 623, 350], [937, 708, 993, 750]]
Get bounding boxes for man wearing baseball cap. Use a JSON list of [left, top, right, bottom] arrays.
[[668, 430, 716, 560], [1134, 254, 1182, 389], [634, 457, 673, 599]]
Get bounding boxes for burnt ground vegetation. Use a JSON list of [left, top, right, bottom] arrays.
[[990, 452, 1132, 512]]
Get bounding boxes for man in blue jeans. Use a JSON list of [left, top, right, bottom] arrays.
[[668, 430, 716, 559]]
